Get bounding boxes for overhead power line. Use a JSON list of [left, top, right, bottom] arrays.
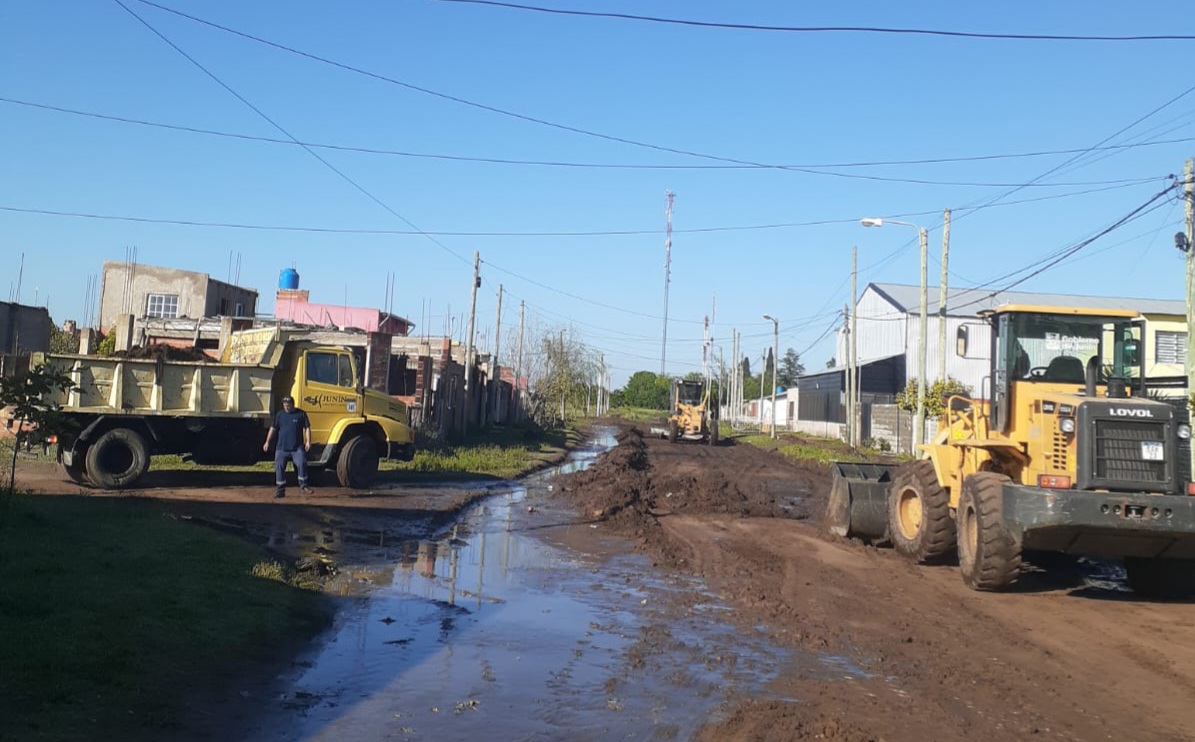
[[429, 0, 1195, 41], [6, 96, 1189, 180]]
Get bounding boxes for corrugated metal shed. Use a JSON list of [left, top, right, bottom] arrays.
[[870, 283, 1184, 318]]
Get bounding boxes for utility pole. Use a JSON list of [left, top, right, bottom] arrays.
[[850, 245, 859, 447], [661, 190, 674, 376], [916, 227, 929, 452], [491, 284, 503, 423], [938, 208, 951, 385], [559, 328, 566, 422], [514, 300, 525, 421], [463, 251, 480, 436], [1184, 158, 1195, 484]]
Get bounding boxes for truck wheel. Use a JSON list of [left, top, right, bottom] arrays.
[[85, 428, 150, 489], [58, 447, 89, 486], [887, 460, 956, 564], [668, 420, 678, 443], [958, 472, 1021, 590], [337, 435, 379, 488], [1124, 557, 1195, 600]]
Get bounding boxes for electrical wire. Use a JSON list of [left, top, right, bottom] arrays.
[[9, 96, 1195, 175], [428, 0, 1195, 42], [112, 0, 471, 266]]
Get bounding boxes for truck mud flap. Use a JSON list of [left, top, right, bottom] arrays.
[[827, 461, 898, 541]]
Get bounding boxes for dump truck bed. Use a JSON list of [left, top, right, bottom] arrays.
[[37, 353, 274, 418]]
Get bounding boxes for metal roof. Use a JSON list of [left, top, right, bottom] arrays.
[[868, 282, 1185, 318]]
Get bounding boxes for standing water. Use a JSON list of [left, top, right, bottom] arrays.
[[244, 427, 800, 741]]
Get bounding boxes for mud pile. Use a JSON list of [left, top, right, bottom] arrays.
[[112, 345, 215, 362]]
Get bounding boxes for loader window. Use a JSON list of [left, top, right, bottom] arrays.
[[1005, 314, 1140, 385], [676, 381, 703, 406]]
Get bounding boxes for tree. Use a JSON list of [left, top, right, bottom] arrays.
[[825, 358, 837, 369], [777, 348, 804, 388], [739, 355, 752, 380], [895, 377, 972, 419], [524, 327, 600, 427], [49, 324, 79, 354], [1, 364, 75, 491], [614, 371, 670, 409]]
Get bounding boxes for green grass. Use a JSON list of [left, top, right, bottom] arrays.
[[606, 406, 667, 424], [385, 425, 573, 480], [737, 432, 865, 465], [0, 495, 330, 742]]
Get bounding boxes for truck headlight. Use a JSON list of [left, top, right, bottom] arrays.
[[1059, 417, 1076, 434], [1179, 424, 1192, 440]]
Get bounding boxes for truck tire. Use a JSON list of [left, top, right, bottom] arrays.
[[85, 428, 150, 489], [336, 435, 379, 488], [958, 472, 1021, 590], [1124, 557, 1195, 600], [668, 420, 678, 443], [887, 460, 956, 564], [58, 447, 89, 486]]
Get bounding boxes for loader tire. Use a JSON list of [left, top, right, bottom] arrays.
[[336, 435, 379, 489], [668, 420, 678, 444], [85, 428, 150, 490], [887, 460, 956, 564], [958, 472, 1021, 590], [1124, 557, 1195, 600]]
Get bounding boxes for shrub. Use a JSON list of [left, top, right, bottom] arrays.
[[895, 377, 971, 419]]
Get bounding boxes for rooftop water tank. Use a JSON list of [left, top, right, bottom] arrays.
[[279, 268, 300, 290]]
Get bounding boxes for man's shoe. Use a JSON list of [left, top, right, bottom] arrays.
[[299, 485, 313, 494], [274, 487, 286, 499]]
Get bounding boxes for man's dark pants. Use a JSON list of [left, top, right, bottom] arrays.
[[275, 447, 309, 487]]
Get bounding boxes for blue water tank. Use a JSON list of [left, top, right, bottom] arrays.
[[279, 268, 300, 290]]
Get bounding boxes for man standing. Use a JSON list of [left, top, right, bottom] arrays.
[[263, 395, 312, 499]]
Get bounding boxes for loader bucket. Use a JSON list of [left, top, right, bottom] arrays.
[[826, 461, 898, 541]]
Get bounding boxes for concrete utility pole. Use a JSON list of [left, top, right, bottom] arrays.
[[514, 300, 525, 421], [463, 251, 480, 435], [661, 190, 674, 376], [917, 226, 929, 451], [938, 208, 951, 385], [763, 315, 779, 439], [851, 245, 859, 447], [1184, 158, 1195, 483], [491, 283, 503, 423]]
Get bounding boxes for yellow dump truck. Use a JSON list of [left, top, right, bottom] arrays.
[[36, 327, 415, 490]]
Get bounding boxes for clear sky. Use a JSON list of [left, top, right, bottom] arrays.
[[2, 1, 1191, 386]]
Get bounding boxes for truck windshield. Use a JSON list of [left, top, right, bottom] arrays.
[[1002, 313, 1141, 384], [677, 381, 703, 405]]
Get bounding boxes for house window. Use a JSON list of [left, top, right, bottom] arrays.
[[234, 302, 244, 317], [146, 293, 179, 318], [1156, 331, 1187, 365]]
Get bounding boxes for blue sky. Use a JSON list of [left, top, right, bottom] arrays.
[[2, 1, 1190, 385]]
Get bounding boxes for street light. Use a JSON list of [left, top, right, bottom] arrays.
[[861, 217, 929, 452], [762, 314, 779, 439]]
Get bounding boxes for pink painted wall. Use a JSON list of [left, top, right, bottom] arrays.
[[275, 298, 383, 331]]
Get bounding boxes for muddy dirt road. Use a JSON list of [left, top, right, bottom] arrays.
[[561, 429, 1195, 742]]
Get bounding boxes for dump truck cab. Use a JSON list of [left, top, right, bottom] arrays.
[[829, 304, 1195, 599]]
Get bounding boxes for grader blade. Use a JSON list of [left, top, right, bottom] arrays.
[[826, 462, 897, 540]]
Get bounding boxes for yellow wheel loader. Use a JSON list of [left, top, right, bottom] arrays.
[[652, 378, 718, 445], [828, 304, 1195, 598]]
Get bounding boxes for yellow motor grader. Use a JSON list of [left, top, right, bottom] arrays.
[[828, 304, 1195, 598], [651, 378, 718, 445]]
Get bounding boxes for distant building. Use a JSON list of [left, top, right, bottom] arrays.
[[0, 301, 51, 356], [98, 261, 258, 333]]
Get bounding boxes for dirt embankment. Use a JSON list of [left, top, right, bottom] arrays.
[[555, 428, 1195, 742]]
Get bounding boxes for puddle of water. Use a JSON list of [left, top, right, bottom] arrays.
[[236, 427, 855, 740]]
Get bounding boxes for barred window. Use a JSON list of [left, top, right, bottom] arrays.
[[146, 293, 179, 318], [1156, 331, 1187, 365]]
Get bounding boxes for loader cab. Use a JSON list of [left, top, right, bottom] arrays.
[[673, 379, 705, 409], [987, 305, 1144, 434]]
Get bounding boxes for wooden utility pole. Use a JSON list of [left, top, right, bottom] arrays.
[[1184, 158, 1194, 483], [463, 251, 480, 435], [938, 208, 952, 384]]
